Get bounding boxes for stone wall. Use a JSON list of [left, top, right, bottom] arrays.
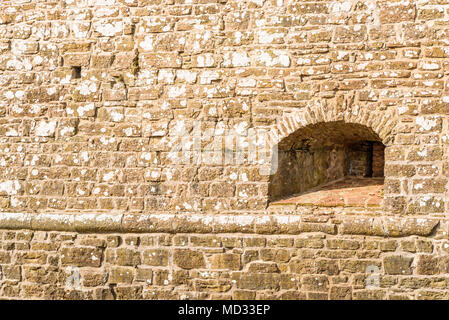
[[269, 146, 347, 201], [0, 211, 447, 300], [0, 0, 448, 299]]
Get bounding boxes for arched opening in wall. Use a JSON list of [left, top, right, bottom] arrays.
[[269, 121, 385, 208]]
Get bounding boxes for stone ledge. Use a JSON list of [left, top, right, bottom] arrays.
[[0, 212, 441, 236], [340, 217, 440, 237]]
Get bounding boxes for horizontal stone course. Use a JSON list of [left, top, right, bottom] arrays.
[[0, 211, 441, 237]]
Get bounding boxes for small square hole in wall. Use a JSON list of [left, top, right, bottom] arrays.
[[71, 66, 82, 79]]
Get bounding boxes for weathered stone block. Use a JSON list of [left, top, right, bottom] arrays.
[[60, 247, 103, 267], [142, 249, 169, 266], [173, 249, 205, 270], [237, 273, 280, 291], [384, 255, 413, 275], [106, 248, 140, 266], [417, 255, 439, 275], [109, 267, 134, 284]]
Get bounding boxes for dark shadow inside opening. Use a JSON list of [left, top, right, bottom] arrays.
[[71, 66, 82, 79]]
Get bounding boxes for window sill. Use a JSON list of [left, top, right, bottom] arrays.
[[270, 177, 384, 208]]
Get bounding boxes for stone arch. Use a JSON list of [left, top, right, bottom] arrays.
[[264, 99, 399, 204], [266, 98, 398, 150]]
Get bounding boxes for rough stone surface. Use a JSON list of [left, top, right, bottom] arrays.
[[384, 255, 414, 275], [0, 0, 447, 216], [0, 0, 448, 300]]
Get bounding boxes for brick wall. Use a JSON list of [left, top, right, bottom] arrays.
[[0, 0, 448, 299]]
